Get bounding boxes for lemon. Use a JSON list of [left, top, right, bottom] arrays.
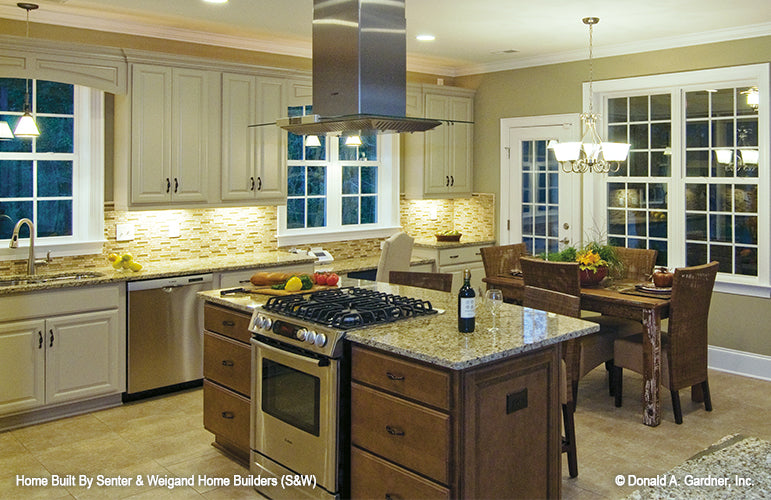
[[284, 276, 303, 292], [112, 260, 123, 269], [107, 253, 119, 262], [129, 262, 143, 272], [121, 253, 133, 262]]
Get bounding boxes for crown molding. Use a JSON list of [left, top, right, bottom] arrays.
[[1, 5, 770, 78]]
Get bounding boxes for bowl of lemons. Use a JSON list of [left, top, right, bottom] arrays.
[[108, 253, 143, 272], [435, 230, 462, 242]]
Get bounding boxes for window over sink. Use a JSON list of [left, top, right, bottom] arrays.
[[0, 78, 104, 259], [277, 105, 400, 247]]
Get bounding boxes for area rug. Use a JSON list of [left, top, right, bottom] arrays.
[[626, 434, 771, 499]]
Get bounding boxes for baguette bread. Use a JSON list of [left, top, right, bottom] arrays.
[[250, 271, 293, 286]]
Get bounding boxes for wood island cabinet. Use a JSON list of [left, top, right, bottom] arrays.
[[202, 303, 253, 464], [350, 343, 562, 499]]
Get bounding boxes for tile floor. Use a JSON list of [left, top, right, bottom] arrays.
[[1, 368, 769, 499]]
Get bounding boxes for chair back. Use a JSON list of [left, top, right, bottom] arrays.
[[613, 247, 658, 281], [667, 261, 719, 389], [389, 271, 453, 292], [520, 257, 581, 297], [376, 232, 414, 282], [480, 243, 527, 277]]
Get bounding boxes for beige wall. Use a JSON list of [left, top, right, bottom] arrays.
[[456, 36, 771, 357]]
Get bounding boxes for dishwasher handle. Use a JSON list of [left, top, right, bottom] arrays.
[[128, 273, 213, 292]]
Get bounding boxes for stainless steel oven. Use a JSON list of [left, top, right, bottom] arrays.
[[248, 286, 438, 499]]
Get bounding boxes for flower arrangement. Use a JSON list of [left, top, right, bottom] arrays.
[[543, 241, 620, 274], [576, 247, 607, 272]]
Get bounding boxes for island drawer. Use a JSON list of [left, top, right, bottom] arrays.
[[203, 380, 250, 452], [351, 382, 450, 484], [203, 304, 251, 343], [351, 446, 450, 499], [203, 332, 251, 396], [351, 345, 450, 410]]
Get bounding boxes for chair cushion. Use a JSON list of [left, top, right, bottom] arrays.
[[613, 333, 671, 387]]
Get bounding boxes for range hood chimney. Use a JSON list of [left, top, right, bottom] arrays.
[[276, 0, 442, 135]]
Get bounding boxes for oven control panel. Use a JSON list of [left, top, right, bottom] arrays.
[[249, 310, 335, 356]]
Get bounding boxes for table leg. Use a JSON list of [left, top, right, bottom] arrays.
[[641, 308, 662, 426]]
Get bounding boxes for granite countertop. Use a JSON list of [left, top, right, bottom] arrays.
[[314, 255, 434, 275], [201, 278, 600, 371], [414, 238, 496, 249], [0, 252, 315, 296]]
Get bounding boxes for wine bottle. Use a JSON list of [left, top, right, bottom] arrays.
[[458, 268, 475, 332]]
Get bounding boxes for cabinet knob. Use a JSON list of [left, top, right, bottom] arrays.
[[221, 411, 235, 419], [221, 360, 234, 367], [222, 320, 235, 327]]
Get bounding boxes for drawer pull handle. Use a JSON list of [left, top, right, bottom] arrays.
[[385, 495, 397, 500], [49, 329, 54, 347], [386, 425, 405, 436], [221, 360, 234, 367], [386, 372, 404, 381], [222, 320, 236, 327], [221, 411, 235, 419], [449, 255, 459, 259]]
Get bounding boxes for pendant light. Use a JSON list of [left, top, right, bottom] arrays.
[[0, 120, 13, 140], [344, 135, 362, 146], [548, 17, 630, 173], [14, 2, 40, 139]]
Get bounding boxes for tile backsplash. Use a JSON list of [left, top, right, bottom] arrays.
[[1, 194, 494, 273]]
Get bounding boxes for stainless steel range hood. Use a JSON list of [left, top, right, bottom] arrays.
[[276, 0, 442, 135]]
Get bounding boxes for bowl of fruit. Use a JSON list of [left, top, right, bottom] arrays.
[[435, 230, 462, 242]]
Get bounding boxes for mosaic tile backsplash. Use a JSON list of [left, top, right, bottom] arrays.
[[1, 194, 494, 274]]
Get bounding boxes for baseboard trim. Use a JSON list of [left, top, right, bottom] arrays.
[[0, 393, 123, 432], [709, 345, 771, 382]]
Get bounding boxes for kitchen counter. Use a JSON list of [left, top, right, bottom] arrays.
[[314, 255, 434, 275], [200, 279, 599, 370], [414, 237, 495, 249], [0, 252, 315, 296]]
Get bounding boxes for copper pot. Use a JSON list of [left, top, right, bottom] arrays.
[[652, 267, 673, 288]]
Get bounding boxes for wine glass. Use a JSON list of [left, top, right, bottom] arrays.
[[484, 288, 503, 332]]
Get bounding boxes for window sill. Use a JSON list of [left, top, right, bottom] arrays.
[[0, 240, 105, 262], [277, 226, 402, 248], [713, 280, 771, 299]]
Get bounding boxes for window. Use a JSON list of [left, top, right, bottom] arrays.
[[586, 64, 769, 296], [0, 78, 104, 259], [278, 106, 400, 246]]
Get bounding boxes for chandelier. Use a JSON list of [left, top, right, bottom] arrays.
[[548, 17, 630, 174]]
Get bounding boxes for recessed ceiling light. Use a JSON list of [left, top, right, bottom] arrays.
[[203, 0, 228, 3], [416, 34, 435, 42], [490, 49, 520, 55]]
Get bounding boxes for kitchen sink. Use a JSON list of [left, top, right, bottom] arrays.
[[0, 271, 104, 287]]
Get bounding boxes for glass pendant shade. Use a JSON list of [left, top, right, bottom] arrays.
[[344, 135, 362, 146], [14, 112, 40, 138], [739, 149, 759, 164], [305, 135, 321, 147], [0, 120, 13, 139], [714, 149, 733, 164], [601, 142, 631, 161]]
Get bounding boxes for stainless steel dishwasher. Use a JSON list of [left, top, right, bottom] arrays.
[[125, 273, 214, 400]]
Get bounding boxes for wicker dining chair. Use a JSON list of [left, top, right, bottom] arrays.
[[388, 271, 453, 292], [519, 257, 583, 478], [612, 261, 719, 424], [480, 243, 528, 278], [613, 246, 658, 282]]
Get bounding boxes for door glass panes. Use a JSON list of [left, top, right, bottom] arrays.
[[684, 87, 759, 276], [606, 94, 671, 265], [521, 140, 559, 256], [0, 79, 76, 240]]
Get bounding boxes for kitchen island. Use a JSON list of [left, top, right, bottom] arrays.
[[199, 280, 599, 499]]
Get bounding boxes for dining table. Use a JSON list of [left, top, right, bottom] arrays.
[[483, 273, 671, 427]]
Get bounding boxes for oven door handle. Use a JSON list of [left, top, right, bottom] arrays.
[[254, 337, 331, 368]]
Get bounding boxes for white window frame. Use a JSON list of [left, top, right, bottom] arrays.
[[0, 85, 105, 261], [583, 63, 770, 297], [277, 134, 401, 247]]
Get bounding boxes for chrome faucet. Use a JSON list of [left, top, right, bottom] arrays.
[[9, 218, 37, 275]]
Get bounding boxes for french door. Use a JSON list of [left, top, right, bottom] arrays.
[[500, 115, 581, 255]]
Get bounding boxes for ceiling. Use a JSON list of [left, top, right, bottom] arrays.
[[1, 0, 770, 76]]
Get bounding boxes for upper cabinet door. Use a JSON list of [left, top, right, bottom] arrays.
[[254, 77, 287, 201], [171, 68, 212, 203], [448, 96, 473, 194], [221, 73, 258, 201], [424, 93, 452, 195], [131, 64, 172, 204]]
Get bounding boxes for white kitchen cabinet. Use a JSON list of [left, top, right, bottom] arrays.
[[221, 74, 300, 203], [129, 64, 218, 205], [413, 244, 486, 294], [0, 285, 124, 420], [404, 85, 474, 199]]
